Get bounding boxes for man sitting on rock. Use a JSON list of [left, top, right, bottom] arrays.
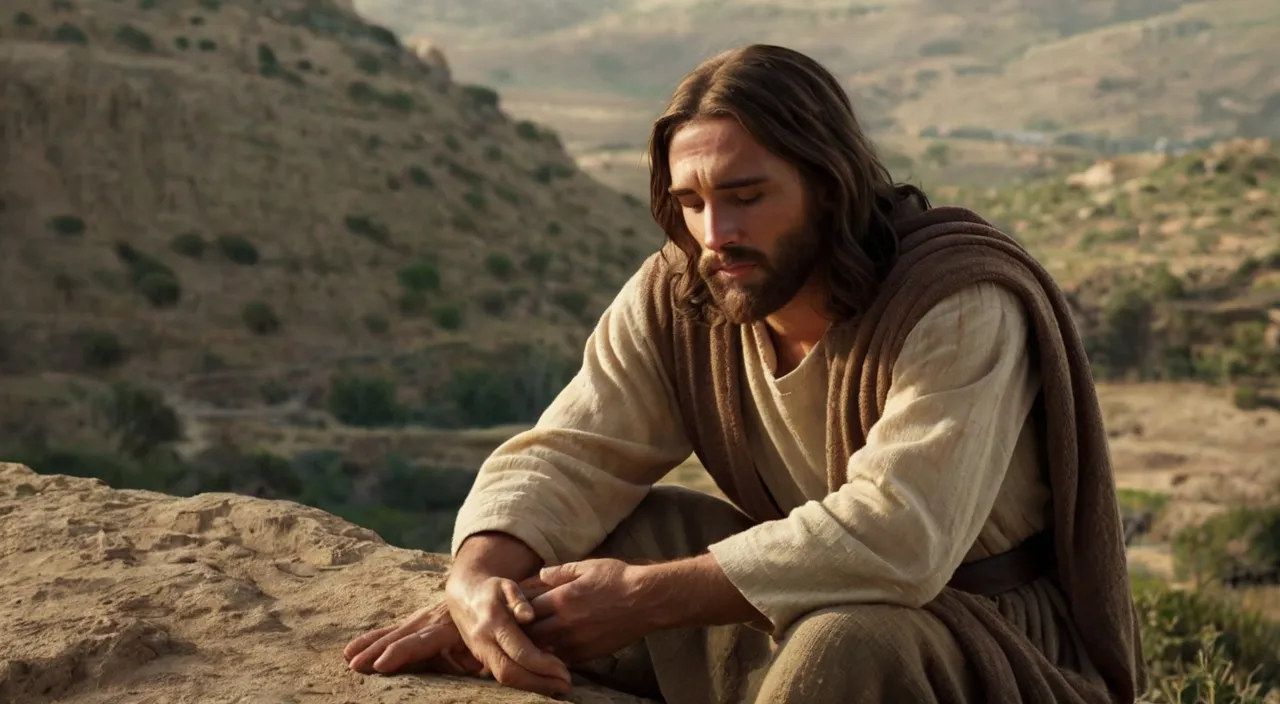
[[344, 44, 1145, 703]]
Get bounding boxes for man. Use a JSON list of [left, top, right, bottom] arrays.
[[344, 44, 1145, 703]]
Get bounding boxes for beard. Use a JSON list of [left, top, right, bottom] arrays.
[[697, 221, 823, 324]]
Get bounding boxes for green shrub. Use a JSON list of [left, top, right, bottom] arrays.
[[1234, 385, 1261, 410], [48, 214, 85, 236], [1135, 580, 1280, 700], [366, 24, 398, 49], [377, 456, 476, 512], [434, 306, 463, 330], [241, 301, 280, 334], [216, 234, 258, 264], [138, 271, 181, 307], [198, 38, 217, 51], [171, 232, 205, 258], [515, 120, 541, 141], [552, 289, 589, 317], [484, 253, 513, 280], [115, 24, 154, 52], [79, 330, 125, 370], [52, 23, 88, 44], [533, 162, 574, 183], [1173, 506, 1280, 585], [396, 260, 439, 292], [423, 342, 579, 428], [461, 84, 500, 109], [345, 214, 391, 245], [380, 91, 414, 111], [328, 373, 401, 427], [14, 11, 37, 27], [408, 166, 432, 186], [97, 381, 183, 458]]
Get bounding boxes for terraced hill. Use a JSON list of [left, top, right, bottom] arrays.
[[0, 0, 659, 442]]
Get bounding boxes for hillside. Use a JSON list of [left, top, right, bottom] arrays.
[[353, 0, 1280, 191], [944, 138, 1280, 389], [0, 0, 660, 437]]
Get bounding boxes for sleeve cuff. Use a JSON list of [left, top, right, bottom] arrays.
[[706, 531, 788, 636], [450, 510, 565, 567]]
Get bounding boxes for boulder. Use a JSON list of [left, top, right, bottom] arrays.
[[0, 463, 649, 703]]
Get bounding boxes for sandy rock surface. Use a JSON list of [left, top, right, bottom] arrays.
[[0, 463, 649, 704]]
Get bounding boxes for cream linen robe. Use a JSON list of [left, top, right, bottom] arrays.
[[452, 268, 1053, 636]]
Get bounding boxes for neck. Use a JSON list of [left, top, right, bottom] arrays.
[[763, 278, 830, 358]]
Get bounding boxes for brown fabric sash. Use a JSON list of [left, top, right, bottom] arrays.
[[945, 531, 1055, 597]]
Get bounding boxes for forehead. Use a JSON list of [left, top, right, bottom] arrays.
[[667, 117, 784, 183]]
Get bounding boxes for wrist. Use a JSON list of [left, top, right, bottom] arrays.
[[630, 560, 696, 632]]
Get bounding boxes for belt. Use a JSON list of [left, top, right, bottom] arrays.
[[945, 531, 1056, 597]]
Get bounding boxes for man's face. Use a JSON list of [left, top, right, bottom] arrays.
[[666, 116, 821, 324]]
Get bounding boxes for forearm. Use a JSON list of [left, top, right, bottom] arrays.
[[449, 531, 544, 590], [634, 552, 765, 631]]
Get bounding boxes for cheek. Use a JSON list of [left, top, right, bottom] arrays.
[[753, 200, 803, 244]]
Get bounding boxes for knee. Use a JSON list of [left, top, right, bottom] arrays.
[[781, 604, 909, 663], [759, 604, 974, 702]]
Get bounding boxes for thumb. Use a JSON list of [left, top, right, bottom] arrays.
[[500, 579, 536, 624], [538, 562, 582, 588]]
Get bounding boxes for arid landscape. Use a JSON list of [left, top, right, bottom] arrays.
[[2, 0, 1279, 701]]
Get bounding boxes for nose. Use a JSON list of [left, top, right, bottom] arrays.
[[699, 203, 740, 252]]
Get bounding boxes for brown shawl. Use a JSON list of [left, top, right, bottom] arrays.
[[636, 204, 1145, 703]]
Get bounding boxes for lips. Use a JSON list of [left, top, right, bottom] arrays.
[[716, 262, 757, 277]]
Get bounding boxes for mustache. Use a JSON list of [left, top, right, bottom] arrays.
[[702, 245, 769, 272]]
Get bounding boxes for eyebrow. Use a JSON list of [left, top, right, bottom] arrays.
[[668, 175, 770, 196]]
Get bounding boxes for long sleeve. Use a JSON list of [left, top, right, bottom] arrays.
[[706, 282, 1042, 636], [450, 267, 694, 566]]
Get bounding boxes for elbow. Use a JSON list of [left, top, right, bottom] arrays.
[[897, 533, 961, 608]]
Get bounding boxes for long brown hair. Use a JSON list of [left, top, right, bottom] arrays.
[[647, 44, 928, 323]]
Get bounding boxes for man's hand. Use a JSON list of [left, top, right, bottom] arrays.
[[343, 601, 483, 676], [525, 558, 666, 663], [526, 553, 769, 664], [446, 574, 573, 696]]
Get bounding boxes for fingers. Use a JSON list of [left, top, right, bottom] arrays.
[[501, 579, 536, 624], [343, 626, 394, 661], [525, 615, 566, 654], [517, 574, 553, 599], [439, 644, 484, 675], [528, 587, 565, 620], [372, 625, 457, 674], [491, 616, 570, 682], [472, 639, 572, 697], [346, 604, 449, 673]]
